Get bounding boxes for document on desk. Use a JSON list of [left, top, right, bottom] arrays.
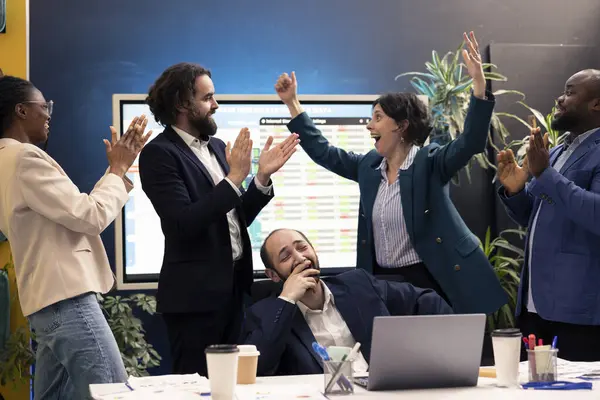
[[90, 374, 210, 399], [91, 387, 202, 400], [127, 373, 210, 392], [235, 384, 328, 400]]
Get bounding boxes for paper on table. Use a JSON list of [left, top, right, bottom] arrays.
[[126, 373, 210, 394], [90, 383, 132, 399], [92, 387, 204, 400], [235, 383, 328, 400]]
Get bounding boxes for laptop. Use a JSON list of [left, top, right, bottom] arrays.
[[356, 314, 486, 391]]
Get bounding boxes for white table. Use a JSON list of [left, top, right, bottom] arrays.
[[257, 374, 598, 399], [91, 373, 599, 399]]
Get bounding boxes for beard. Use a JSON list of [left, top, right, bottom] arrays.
[[277, 256, 321, 283], [190, 110, 217, 139], [291, 257, 321, 283], [551, 112, 579, 133]]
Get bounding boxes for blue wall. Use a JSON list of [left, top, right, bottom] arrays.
[[29, 0, 600, 375]]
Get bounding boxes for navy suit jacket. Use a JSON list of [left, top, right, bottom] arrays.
[[286, 93, 507, 315], [243, 269, 453, 376], [138, 127, 273, 313], [499, 128, 600, 325]]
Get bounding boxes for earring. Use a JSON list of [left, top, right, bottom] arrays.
[[400, 137, 405, 143]]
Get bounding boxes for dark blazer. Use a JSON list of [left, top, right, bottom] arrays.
[[138, 127, 273, 313], [499, 128, 600, 325], [286, 93, 506, 315], [243, 269, 453, 376]]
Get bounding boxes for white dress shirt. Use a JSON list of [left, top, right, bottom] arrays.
[[280, 282, 370, 373], [372, 145, 422, 268], [172, 126, 272, 261]]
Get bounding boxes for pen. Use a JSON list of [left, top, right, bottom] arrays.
[[325, 342, 361, 393], [538, 338, 543, 347], [124, 381, 134, 391], [551, 336, 558, 349], [312, 342, 331, 361]]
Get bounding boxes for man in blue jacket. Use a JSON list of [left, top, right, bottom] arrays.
[[497, 69, 600, 361], [242, 228, 453, 376]]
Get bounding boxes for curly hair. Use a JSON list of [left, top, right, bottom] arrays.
[[146, 63, 212, 127], [373, 93, 432, 146], [0, 76, 36, 138]]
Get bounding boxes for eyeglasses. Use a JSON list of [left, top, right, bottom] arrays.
[[21, 100, 53, 116]]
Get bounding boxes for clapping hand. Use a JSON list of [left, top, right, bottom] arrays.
[[226, 128, 253, 187], [526, 127, 550, 178], [461, 31, 485, 98], [106, 115, 152, 177], [256, 134, 300, 185], [497, 148, 529, 195]]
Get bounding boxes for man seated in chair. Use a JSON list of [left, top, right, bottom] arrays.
[[242, 228, 453, 376]]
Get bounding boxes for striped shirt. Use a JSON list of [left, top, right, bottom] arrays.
[[372, 146, 422, 268]]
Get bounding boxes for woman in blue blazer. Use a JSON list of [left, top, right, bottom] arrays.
[[274, 32, 506, 315]]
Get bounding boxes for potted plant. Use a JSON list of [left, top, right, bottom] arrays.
[[396, 42, 525, 184], [97, 293, 161, 377], [0, 256, 161, 389], [0, 258, 34, 390], [478, 227, 525, 365]]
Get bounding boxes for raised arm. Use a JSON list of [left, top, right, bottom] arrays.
[[17, 116, 150, 236], [240, 133, 299, 224], [275, 72, 363, 182], [432, 32, 495, 183]]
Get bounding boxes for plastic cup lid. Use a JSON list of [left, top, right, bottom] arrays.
[[205, 344, 239, 354], [237, 345, 260, 356], [491, 328, 521, 337]]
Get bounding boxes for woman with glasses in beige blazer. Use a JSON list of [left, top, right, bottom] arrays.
[[0, 75, 150, 400]]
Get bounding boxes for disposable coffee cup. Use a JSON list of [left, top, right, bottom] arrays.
[[491, 328, 521, 387], [237, 344, 260, 384], [205, 344, 239, 400]]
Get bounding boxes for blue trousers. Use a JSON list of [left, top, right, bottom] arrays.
[[28, 292, 127, 399]]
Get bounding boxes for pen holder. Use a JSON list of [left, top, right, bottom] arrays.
[[527, 349, 558, 382], [323, 360, 354, 395]]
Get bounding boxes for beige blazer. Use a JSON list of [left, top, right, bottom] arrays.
[[0, 138, 132, 316]]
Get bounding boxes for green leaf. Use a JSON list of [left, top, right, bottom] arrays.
[[495, 112, 532, 130], [494, 241, 525, 257], [481, 62, 498, 70], [449, 80, 473, 95], [492, 89, 526, 100], [517, 101, 549, 131], [394, 72, 437, 81], [483, 72, 508, 81]]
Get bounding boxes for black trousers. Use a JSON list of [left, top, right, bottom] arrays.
[[373, 262, 450, 305], [162, 283, 244, 377], [518, 311, 600, 362]]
